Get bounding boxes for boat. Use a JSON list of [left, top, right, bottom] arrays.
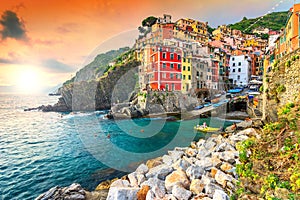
[[194, 126, 220, 133]]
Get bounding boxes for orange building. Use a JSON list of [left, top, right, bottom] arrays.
[[285, 3, 300, 53]]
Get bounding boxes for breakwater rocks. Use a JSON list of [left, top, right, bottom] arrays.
[[106, 128, 259, 200], [35, 183, 108, 200]]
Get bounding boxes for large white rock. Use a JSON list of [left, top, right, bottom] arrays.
[[110, 179, 130, 188], [172, 158, 192, 171], [145, 164, 173, 180], [106, 187, 139, 200], [128, 172, 138, 187], [162, 155, 173, 166], [168, 150, 184, 161], [213, 189, 230, 200], [136, 163, 149, 174], [186, 165, 204, 180], [141, 177, 166, 194], [171, 184, 192, 200], [214, 170, 233, 187]]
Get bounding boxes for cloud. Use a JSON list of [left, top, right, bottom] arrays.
[[42, 59, 74, 73], [0, 10, 28, 41], [0, 52, 21, 64], [34, 38, 62, 46], [56, 23, 79, 34]]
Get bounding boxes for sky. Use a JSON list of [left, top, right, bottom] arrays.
[[0, 0, 294, 94]]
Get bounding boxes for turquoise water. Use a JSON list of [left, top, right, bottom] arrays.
[[0, 94, 233, 200]]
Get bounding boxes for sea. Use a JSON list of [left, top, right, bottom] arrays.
[[0, 94, 234, 200]]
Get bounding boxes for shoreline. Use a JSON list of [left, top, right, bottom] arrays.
[[36, 120, 254, 200]]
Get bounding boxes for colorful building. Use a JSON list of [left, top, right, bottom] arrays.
[[145, 45, 182, 91], [285, 3, 300, 53], [181, 52, 192, 93]]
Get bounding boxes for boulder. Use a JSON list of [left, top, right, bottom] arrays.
[[186, 165, 204, 180], [110, 179, 130, 188], [162, 155, 173, 166], [186, 148, 198, 157], [168, 150, 184, 161], [146, 157, 163, 169], [171, 184, 192, 200], [136, 163, 149, 174], [137, 185, 150, 200], [128, 172, 139, 187], [165, 169, 190, 191], [214, 170, 233, 187], [145, 190, 155, 200], [190, 179, 204, 195], [172, 158, 191, 171], [141, 178, 166, 194], [213, 189, 230, 200], [106, 187, 139, 200], [194, 157, 213, 170], [145, 164, 173, 180], [151, 185, 166, 199]]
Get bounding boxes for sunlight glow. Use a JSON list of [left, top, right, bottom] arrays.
[[16, 67, 42, 94]]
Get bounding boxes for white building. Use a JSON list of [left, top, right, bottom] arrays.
[[229, 55, 251, 86]]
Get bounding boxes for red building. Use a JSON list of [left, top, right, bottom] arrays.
[[147, 45, 182, 91]]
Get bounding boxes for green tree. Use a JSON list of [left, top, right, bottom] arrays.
[[142, 16, 157, 27]]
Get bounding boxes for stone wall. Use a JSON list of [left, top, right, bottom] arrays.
[[264, 49, 300, 122]]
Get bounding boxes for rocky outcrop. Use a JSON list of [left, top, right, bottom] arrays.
[[27, 60, 140, 112], [35, 183, 108, 200], [105, 128, 259, 199]]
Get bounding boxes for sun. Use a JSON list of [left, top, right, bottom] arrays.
[[16, 68, 42, 94]]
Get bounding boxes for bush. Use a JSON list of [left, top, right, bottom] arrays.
[[285, 60, 291, 67], [276, 84, 286, 93]]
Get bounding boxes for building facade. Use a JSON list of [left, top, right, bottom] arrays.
[[229, 55, 251, 86]]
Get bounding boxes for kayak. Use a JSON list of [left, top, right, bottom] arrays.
[[194, 126, 220, 133]]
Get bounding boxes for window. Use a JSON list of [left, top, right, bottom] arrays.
[[170, 73, 174, 79], [162, 73, 166, 78], [177, 55, 181, 60], [233, 63, 236, 67], [208, 68, 211, 72], [188, 58, 191, 63], [170, 63, 174, 69], [233, 69, 236, 72], [176, 74, 180, 79], [163, 63, 166, 68], [183, 66, 186, 71], [183, 58, 186, 62], [196, 71, 200, 77], [238, 68, 241, 72], [170, 53, 174, 60], [188, 75, 191, 80], [232, 57, 235, 61], [183, 75, 186, 80], [162, 53, 166, 59], [188, 66, 191, 71], [238, 62, 241, 66], [177, 64, 181, 70], [172, 83, 175, 91], [237, 75, 240, 80]]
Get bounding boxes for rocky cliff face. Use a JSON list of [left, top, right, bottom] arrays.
[[49, 60, 140, 112], [264, 49, 300, 121]]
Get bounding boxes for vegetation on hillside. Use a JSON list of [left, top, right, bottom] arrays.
[[63, 47, 130, 85], [232, 100, 300, 200], [229, 11, 289, 34]]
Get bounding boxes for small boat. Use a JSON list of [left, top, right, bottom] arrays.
[[194, 126, 220, 133]]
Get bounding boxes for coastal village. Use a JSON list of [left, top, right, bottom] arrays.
[[35, 3, 300, 200], [133, 3, 299, 100]]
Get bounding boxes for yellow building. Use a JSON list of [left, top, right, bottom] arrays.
[[181, 53, 192, 93], [244, 38, 259, 47]]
